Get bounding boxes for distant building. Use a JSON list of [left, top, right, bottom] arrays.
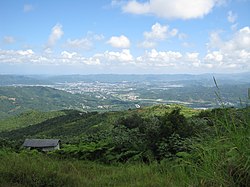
[[135, 104, 141, 109], [22, 139, 60, 152]]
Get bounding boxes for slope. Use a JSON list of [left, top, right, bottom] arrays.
[[0, 86, 88, 119]]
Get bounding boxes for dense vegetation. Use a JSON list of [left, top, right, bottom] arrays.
[[0, 110, 65, 132], [0, 103, 249, 186], [0, 86, 93, 119]]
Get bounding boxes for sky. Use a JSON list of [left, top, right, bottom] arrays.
[[0, 0, 250, 74]]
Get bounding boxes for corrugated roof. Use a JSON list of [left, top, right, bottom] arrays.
[[23, 139, 60, 148]]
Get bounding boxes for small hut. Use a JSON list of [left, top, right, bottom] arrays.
[[23, 139, 60, 152]]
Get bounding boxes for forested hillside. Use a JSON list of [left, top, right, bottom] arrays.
[[0, 86, 89, 119], [0, 104, 249, 186], [0, 110, 65, 132]]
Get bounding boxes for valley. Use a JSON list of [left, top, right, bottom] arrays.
[[1, 73, 249, 119]]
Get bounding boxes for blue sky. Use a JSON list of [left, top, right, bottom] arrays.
[[0, 0, 249, 74]]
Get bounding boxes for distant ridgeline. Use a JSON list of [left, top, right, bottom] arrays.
[[0, 74, 250, 119]]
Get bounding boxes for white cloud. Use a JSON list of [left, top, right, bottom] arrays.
[[227, 11, 237, 23], [0, 49, 34, 63], [23, 4, 34, 12], [3, 36, 15, 44], [17, 49, 34, 56], [83, 57, 101, 65], [185, 52, 201, 67], [139, 23, 178, 48], [92, 33, 105, 41], [44, 48, 53, 54], [1, 27, 249, 72], [47, 24, 64, 47], [107, 35, 130, 48], [144, 23, 167, 40], [204, 26, 250, 69], [96, 49, 133, 63], [137, 49, 182, 66], [204, 51, 223, 63], [61, 51, 77, 59], [123, 0, 224, 20], [123, 1, 150, 14], [65, 33, 104, 50], [66, 38, 93, 50], [208, 27, 250, 51]]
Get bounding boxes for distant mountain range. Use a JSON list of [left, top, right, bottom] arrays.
[[1, 72, 250, 85], [0, 73, 249, 119]]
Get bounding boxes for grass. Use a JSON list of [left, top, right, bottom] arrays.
[[1, 116, 249, 187], [181, 80, 250, 187], [0, 149, 191, 187]]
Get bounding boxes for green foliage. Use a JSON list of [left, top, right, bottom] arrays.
[[0, 149, 195, 187], [178, 107, 250, 186], [0, 149, 76, 187], [0, 102, 249, 186], [0, 110, 65, 132], [0, 86, 96, 119], [157, 133, 189, 159]]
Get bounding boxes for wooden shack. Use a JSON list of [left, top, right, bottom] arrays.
[[23, 139, 60, 152]]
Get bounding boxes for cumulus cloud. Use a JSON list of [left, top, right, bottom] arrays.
[[66, 38, 93, 50], [123, 0, 224, 19], [204, 26, 250, 69], [0, 49, 34, 63], [1, 27, 249, 72], [137, 49, 182, 66], [123, 1, 150, 14], [107, 35, 130, 48], [208, 27, 250, 51], [185, 52, 201, 67], [139, 23, 178, 48], [204, 51, 223, 64], [65, 33, 104, 50], [61, 51, 77, 59], [3, 36, 15, 44], [144, 23, 178, 40], [95, 49, 133, 63], [47, 24, 64, 48], [17, 49, 34, 56], [60, 51, 101, 65]]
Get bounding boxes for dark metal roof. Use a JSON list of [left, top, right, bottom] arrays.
[[23, 139, 60, 148]]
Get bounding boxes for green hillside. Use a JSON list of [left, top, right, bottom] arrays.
[[0, 110, 65, 132], [0, 86, 88, 119], [0, 104, 198, 140], [0, 105, 249, 186]]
